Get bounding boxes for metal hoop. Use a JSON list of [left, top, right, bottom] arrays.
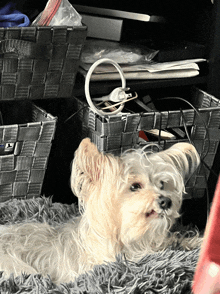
[[85, 58, 127, 116]]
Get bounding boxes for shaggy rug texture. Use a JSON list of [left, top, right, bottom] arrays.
[[0, 197, 199, 294]]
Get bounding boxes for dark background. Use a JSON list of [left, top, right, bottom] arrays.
[[1, 0, 217, 231]]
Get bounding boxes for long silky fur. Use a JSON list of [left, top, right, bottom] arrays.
[[0, 139, 201, 284]]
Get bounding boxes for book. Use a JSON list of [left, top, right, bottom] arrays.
[[79, 58, 206, 81], [78, 67, 200, 81], [80, 58, 205, 73]]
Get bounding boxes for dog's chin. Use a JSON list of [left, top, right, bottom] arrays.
[[148, 210, 176, 233]]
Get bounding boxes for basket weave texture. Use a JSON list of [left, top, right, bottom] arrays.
[[0, 101, 57, 202], [0, 25, 87, 100], [75, 88, 220, 199]]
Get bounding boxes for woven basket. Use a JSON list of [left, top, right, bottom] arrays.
[[0, 100, 57, 202], [74, 88, 220, 199], [0, 25, 87, 100]]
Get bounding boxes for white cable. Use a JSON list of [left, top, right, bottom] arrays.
[[85, 58, 127, 116]]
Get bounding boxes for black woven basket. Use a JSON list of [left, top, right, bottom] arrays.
[[0, 100, 57, 202], [74, 88, 220, 199], [0, 25, 87, 100]]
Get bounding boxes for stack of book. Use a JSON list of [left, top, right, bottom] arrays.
[[79, 58, 206, 81]]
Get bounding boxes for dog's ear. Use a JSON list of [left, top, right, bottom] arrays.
[[158, 143, 200, 181], [70, 138, 105, 201]]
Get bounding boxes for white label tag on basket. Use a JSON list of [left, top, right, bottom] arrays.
[[0, 143, 15, 155]]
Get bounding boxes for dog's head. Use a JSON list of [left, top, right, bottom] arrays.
[[71, 138, 200, 250]]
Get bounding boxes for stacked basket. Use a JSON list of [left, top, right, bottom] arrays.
[[75, 88, 220, 199], [0, 25, 87, 99], [0, 24, 87, 201], [0, 101, 57, 202]]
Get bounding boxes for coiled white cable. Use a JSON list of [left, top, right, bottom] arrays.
[[85, 58, 128, 116]]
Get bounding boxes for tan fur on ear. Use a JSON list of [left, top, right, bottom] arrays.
[[70, 138, 105, 202], [157, 143, 200, 181], [75, 138, 100, 159]]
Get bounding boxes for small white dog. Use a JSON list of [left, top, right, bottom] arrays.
[[0, 138, 201, 284]]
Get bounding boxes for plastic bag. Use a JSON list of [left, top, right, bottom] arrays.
[[32, 0, 82, 26], [81, 39, 159, 64]]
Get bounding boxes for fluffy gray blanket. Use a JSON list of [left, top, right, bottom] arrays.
[[0, 197, 199, 294]]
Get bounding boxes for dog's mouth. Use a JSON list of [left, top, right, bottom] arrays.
[[145, 210, 157, 218]]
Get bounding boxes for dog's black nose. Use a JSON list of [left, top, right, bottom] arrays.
[[157, 196, 172, 210]]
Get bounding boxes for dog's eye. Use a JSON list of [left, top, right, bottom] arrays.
[[130, 183, 142, 192]]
